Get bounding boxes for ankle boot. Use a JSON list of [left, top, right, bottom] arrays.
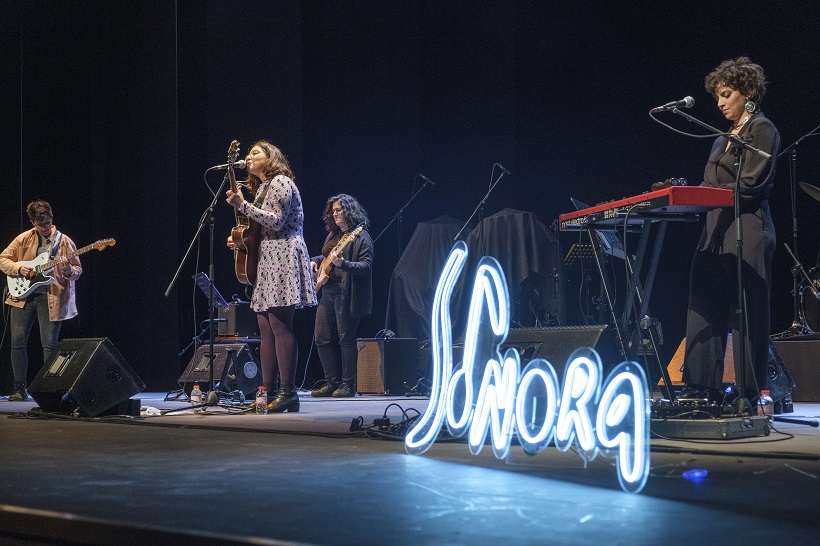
[[267, 387, 299, 413], [9, 382, 29, 402]]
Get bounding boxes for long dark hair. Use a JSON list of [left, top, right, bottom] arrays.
[[321, 194, 369, 236]]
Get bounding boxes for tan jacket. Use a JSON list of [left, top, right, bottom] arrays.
[[0, 227, 82, 321]]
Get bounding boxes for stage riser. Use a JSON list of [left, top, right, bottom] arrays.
[[772, 340, 820, 402]]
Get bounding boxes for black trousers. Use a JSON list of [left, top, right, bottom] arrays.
[[314, 282, 361, 388], [682, 205, 775, 393]]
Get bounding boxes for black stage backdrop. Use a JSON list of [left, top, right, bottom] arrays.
[[2, 1, 819, 391]]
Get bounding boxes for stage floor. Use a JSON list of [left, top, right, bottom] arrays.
[[1, 392, 819, 545]]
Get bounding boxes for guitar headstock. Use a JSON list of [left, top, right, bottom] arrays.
[[93, 238, 116, 251], [227, 140, 242, 192], [227, 140, 241, 166]]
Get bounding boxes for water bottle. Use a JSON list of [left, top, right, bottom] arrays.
[[190, 384, 203, 413], [255, 386, 268, 415], [757, 389, 774, 420]]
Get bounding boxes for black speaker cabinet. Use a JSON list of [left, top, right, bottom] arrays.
[[29, 338, 145, 417], [500, 325, 611, 375], [357, 338, 418, 394], [179, 342, 261, 397], [773, 337, 819, 402], [417, 325, 614, 387], [217, 302, 259, 338]]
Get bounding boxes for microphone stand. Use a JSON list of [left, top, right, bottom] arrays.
[[454, 166, 510, 241], [372, 176, 434, 247], [671, 108, 771, 414], [165, 171, 232, 409], [773, 125, 820, 337]]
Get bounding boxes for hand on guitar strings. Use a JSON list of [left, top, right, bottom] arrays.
[[329, 249, 344, 267], [226, 187, 246, 209]]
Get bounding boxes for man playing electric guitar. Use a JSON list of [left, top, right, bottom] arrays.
[[0, 201, 82, 401]]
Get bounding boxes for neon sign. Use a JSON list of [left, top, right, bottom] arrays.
[[405, 242, 650, 494]]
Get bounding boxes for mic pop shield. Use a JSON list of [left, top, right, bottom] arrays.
[[651, 96, 695, 113], [208, 160, 247, 170]]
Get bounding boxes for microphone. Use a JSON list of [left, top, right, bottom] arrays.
[[418, 174, 436, 186], [498, 164, 511, 176], [651, 96, 695, 113], [207, 160, 246, 170]]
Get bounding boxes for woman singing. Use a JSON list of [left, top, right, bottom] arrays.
[[226, 141, 317, 412]]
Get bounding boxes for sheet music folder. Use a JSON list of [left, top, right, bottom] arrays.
[[192, 272, 229, 308]]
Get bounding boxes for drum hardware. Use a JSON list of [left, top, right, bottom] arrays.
[[773, 243, 817, 338], [798, 181, 820, 204]]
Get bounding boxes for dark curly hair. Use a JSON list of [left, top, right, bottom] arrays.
[[321, 194, 369, 236], [244, 140, 294, 193], [705, 56, 767, 106]]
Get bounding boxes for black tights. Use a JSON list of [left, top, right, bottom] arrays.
[[257, 306, 297, 390]]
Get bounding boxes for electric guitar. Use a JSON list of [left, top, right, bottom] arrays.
[[315, 225, 363, 290], [227, 140, 260, 286], [7, 238, 116, 299]]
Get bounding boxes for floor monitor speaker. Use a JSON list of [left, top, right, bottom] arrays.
[[29, 338, 145, 417], [417, 325, 614, 386], [179, 342, 261, 397], [500, 325, 613, 378], [357, 338, 418, 394], [772, 338, 819, 402]]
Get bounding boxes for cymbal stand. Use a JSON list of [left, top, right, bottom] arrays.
[[774, 243, 816, 337]]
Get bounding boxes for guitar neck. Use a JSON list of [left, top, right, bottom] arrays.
[[40, 243, 96, 272]]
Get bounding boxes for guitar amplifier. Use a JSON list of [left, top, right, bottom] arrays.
[[218, 302, 259, 338]]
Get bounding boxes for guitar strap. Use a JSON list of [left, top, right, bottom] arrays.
[[253, 183, 270, 207], [50, 231, 63, 259]]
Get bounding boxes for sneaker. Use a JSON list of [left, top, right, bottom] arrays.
[[331, 384, 354, 398], [311, 383, 338, 398], [9, 387, 29, 402]]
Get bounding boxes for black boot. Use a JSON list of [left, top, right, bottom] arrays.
[[268, 387, 300, 413], [9, 382, 29, 402]]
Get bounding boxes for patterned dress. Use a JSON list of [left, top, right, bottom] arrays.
[[238, 175, 317, 312]]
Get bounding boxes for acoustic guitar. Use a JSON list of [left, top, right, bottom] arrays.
[[7, 238, 115, 299], [315, 225, 363, 290], [227, 141, 260, 285]]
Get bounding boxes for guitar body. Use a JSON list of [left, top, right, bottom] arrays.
[[231, 218, 251, 286], [244, 221, 261, 286], [6, 238, 115, 299], [7, 253, 54, 298], [231, 217, 260, 286], [315, 226, 363, 291]]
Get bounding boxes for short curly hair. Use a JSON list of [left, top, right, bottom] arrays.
[[705, 56, 767, 106]]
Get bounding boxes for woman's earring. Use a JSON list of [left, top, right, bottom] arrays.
[[745, 100, 757, 113]]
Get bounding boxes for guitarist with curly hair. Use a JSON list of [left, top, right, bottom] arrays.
[[310, 194, 373, 398]]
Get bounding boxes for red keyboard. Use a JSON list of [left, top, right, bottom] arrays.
[[559, 186, 734, 230]]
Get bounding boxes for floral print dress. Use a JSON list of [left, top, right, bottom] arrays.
[[238, 175, 317, 311]]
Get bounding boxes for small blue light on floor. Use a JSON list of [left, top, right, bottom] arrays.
[[682, 469, 708, 481]]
